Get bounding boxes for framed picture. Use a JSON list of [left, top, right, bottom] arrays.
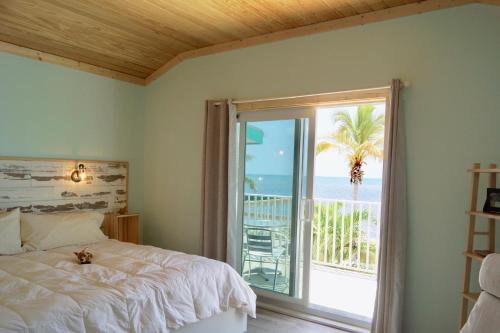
[[483, 188, 500, 214]]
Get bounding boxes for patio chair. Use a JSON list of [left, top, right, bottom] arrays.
[[243, 227, 287, 291]]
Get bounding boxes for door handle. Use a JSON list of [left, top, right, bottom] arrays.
[[300, 199, 314, 222]]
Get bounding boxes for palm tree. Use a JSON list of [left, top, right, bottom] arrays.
[[245, 154, 257, 192], [316, 105, 384, 200], [245, 176, 257, 191]]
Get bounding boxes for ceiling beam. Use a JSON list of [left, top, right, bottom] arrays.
[[145, 0, 475, 85], [0, 41, 146, 86]]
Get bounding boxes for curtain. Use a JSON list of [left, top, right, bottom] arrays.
[[371, 79, 407, 333], [201, 100, 229, 261]]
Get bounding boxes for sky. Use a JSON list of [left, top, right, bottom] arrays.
[[315, 103, 385, 179], [244, 102, 385, 179], [245, 119, 296, 176]]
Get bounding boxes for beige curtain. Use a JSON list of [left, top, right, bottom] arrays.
[[371, 79, 407, 333], [201, 100, 229, 261]]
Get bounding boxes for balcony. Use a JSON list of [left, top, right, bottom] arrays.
[[242, 194, 380, 319]]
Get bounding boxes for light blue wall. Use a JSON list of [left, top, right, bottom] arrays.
[[143, 4, 500, 333], [0, 53, 145, 220]]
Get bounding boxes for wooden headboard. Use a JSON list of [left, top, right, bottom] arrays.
[[0, 157, 128, 215]]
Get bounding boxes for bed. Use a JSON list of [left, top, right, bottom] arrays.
[[0, 239, 256, 332], [0, 157, 255, 332]]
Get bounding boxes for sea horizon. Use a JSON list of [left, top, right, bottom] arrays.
[[245, 174, 382, 202]]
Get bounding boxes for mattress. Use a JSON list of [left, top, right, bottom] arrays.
[[0, 240, 256, 332]]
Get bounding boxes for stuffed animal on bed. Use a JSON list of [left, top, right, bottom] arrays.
[[74, 248, 93, 264]]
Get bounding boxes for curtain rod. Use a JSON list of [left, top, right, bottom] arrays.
[[232, 81, 408, 105]]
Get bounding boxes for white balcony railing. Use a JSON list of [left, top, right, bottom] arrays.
[[243, 194, 381, 275], [312, 198, 380, 274], [243, 194, 292, 226]]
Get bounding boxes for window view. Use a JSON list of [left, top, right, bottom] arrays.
[[310, 103, 385, 320]]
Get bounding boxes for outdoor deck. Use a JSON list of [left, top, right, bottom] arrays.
[[243, 263, 376, 320], [309, 265, 376, 319], [242, 195, 380, 321]]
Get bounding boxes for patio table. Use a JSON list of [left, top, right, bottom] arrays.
[[243, 219, 290, 229]]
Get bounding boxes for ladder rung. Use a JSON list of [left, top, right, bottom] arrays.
[[464, 250, 494, 261], [466, 211, 500, 220], [462, 292, 480, 302], [474, 231, 489, 235], [468, 168, 500, 173]]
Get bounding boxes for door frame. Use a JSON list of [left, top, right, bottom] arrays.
[[232, 87, 391, 329], [236, 107, 372, 330]]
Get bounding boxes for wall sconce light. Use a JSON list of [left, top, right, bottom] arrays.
[[71, 163, 86, 182]]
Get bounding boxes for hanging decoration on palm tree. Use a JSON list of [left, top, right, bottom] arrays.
[[316, 104, 384, 200], [350, 155, 364, 185]]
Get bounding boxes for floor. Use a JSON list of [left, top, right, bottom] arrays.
[[247, 308, 346, 333]]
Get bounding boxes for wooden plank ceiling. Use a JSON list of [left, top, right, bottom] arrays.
[[0, 0, 479, 85]]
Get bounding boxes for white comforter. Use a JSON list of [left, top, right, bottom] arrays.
[[0, 240, 256, 332]]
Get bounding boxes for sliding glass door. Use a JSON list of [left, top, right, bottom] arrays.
[[236, 108, 315, 303], [232, 96, 387, 330]]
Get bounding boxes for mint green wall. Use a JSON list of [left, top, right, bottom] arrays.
[[0, 53, 145, 220], [143, 4, 500, 333]]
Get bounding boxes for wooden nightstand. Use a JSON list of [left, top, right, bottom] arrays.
[[105, 213, 140, 244]]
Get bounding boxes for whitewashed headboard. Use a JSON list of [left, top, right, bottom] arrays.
[[0, 157, 128, 214]]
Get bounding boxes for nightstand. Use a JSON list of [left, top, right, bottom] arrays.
[[110, 213, 140, 244]]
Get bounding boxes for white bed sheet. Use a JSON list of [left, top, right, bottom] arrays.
[[0, 240, 256, 332]]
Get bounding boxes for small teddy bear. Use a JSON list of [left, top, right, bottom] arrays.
[[74, 248, 93, 264]]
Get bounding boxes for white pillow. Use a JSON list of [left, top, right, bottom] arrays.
[[21, 211, 107, 251], [0, 208, 23, 255]]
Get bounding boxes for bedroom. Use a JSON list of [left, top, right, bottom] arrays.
[[0, 1, 499, 332]]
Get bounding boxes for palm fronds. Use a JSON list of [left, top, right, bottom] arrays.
[[316, 104, 384, 188]]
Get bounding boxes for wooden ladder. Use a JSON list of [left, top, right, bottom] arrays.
[[459, 163, 499, 329]]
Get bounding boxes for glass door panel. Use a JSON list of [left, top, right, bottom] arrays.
[[241, 119, 296, 295], [237, 109, 314, 301]]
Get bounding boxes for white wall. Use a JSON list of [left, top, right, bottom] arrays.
[[143, 4, 500, 332]]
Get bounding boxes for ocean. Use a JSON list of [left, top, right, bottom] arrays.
[[245, 175, 382, 202]]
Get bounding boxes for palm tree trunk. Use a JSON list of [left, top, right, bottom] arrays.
[[352, 183, 359, 201]]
